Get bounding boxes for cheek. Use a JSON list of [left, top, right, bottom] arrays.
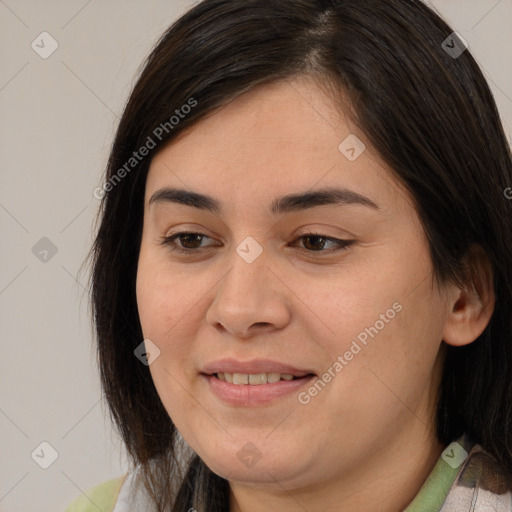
[[136, 252, 203, 344], [314, 269, 401, 357], [314, 254, 443, 408], [135, 254, 214, 408], [136, 263, 202, 432]]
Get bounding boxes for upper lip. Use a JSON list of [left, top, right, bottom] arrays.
[[201, 358, 315, 377]]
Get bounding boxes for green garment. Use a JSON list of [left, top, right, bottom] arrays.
[[404, 437, 467, 511], [64, 476, 125, 512]]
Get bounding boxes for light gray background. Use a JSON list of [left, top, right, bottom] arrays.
[[0, 1, 510, 511]]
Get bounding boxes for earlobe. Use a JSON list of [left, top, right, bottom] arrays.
[[442, 245, 495, 347]]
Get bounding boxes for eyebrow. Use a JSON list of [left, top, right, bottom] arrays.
[[148, 186, 380, 215]]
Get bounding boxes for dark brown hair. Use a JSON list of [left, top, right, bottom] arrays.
[[86, 0, 512, 510]]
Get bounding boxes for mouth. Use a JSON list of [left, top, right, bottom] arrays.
[[200, 361, 316, 406], [208, 371, 313, 385], [202, 372, 316, 406], [201, 358, 315, 379]]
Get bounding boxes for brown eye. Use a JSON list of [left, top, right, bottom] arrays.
[[160, 232, 214, 254], [175, 233, 205, 249], [294, 233, 354, 253], [301, 234, 330, 251]]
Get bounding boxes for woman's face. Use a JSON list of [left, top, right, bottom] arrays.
[[136, 76, 450, 492]]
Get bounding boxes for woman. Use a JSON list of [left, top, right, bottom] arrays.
[[66, 0, 512, 510]]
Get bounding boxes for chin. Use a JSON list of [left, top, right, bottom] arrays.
[[210, 459, 302, 487], [197, 439, 311, 486]]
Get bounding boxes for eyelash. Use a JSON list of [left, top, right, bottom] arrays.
[[159, 231, 355, 255]]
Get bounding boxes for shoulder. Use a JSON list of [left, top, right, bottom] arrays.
[[64, 475, 126, 512], [441, 441, 512, 511]]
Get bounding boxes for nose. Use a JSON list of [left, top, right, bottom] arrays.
[[206, 249, 291, 339]]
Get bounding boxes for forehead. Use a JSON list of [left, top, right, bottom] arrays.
[[145, 77, 407, 215], [153, 76, 350, 164]]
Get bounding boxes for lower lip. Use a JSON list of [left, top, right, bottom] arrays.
[[202, 374, 315, 406]]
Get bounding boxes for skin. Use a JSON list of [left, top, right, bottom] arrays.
[[136, 75, 495, 512]]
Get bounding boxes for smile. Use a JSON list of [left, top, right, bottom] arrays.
[[215, 372, 299, 384], [202, 372, 316, 406]]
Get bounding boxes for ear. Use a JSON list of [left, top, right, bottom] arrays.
[[442, 245, 495, 347]]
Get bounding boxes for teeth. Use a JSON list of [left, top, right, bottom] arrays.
[[267, 372, 281, 383], [233, 373, 249, 385], [249, 373, 266, 385], [216, 372, 297, 385]]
